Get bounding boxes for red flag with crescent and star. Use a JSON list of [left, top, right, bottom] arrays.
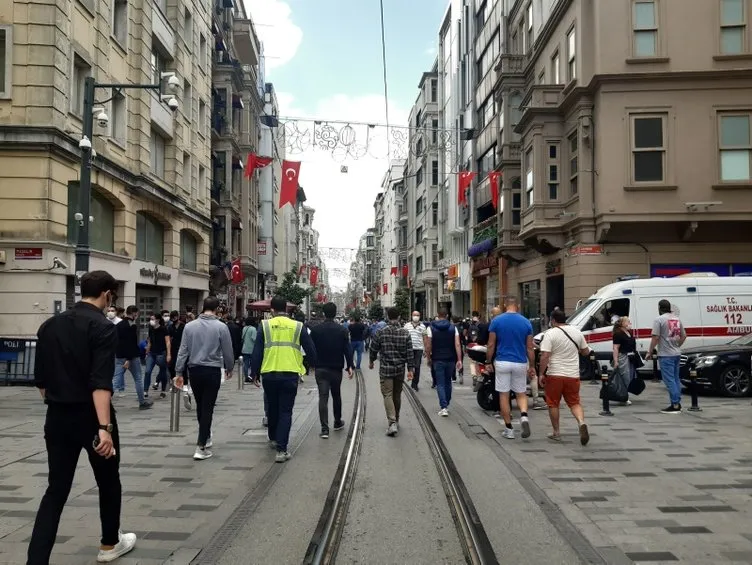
[[457, 171, 475, 206], [401, 264, 408, 277], [382, 283, 388, 295], [488, 171, 501, 210], [230, 258, 243, 283], [309, 266, 319, 287], [279, 160, 301, 209], [244, 153, 273, 178], [390, 266, 398, 276]]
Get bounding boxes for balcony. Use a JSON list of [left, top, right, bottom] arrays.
[[468, 216, 498, 258], [517, 205, 568, 255], [152, 3, 175, 58], [233, 19, 261, 66], [517, 85, 565, 133], [500, 142, 521, 166], [474, 175, 493, 208], [496, 54, 527, 82], [150, 93, 173, 138], [398, 208, 408, 224]]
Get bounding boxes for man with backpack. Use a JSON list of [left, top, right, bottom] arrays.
[[537, 309, 591, 445]]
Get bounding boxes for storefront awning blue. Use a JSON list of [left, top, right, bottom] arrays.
[[468, 238, 495, 257]]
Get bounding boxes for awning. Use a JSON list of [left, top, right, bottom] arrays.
[[468, 238, 496, 257]]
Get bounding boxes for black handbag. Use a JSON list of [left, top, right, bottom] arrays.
[[628, 351, 645, 369], [628, 376, 646, 395]]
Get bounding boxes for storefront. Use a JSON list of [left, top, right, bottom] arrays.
[[439, 263, 459, 318], [471, 255, 499, 317]]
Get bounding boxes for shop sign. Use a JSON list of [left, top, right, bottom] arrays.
[[447, 264, 459, 278], [139, 265, 172, 285], [257, 241, 267, 255], [472, 256, 497, 273], [15, 247, 43, 260], [0, 339, 25, 353], [439, 294, 452, 302], [545, 259, 562, 275], [569, 245, 603, 256]]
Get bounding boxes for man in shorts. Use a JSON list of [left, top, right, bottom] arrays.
[[485, 296, 535, 439], [537, 309, 590, 445]]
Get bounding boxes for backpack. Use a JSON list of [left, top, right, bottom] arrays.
[[468, 322, 480, 343]]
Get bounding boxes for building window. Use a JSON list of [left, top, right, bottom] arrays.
[[416, 166, 423, 186], [548, 143, 560, 200], [416, 225, 423, 243], [67, 183, 115, 253], [183, 8, 193, 49], [199, 34, 207, 70], [150, 48, 165, 86], [180, 230, 197, 270], [721, 0, 746, 54], [631, 115, 666, 183], [150, 127, 166, 177], [568, 132, 578, 194], [182, 151, 191, 194], [551, 50, 560, 84], [183, 80, 192, 121], [198, 99, 206, 135], [431, 160, 439, 185], [512, 179, 522, 225], [136, 212, 164, 264], [477, 29, 500, 79], [526, 3, 534, 52], [71, 54, 91, 116], [567, 28, 576, 81], [430, 79, 437, 102], [416, 196, 424, 215], [197, 165, 204, 201], [112, 0, 127, 47], [432, 201, 438, 226], [478, 95, 496, 129], [510, 92, 523, 126], [478, 145, 496, 179], [432, 118, 439, 143], [0, 26, 10, 98], [719, 114, 751, 181], [416, 256, 423, 273], [633, 1, 658, 57], [538, 70, 545, 84], [525, 148, 534, 207], [110, 89, 126, 145], [432, 244, 438, 267]]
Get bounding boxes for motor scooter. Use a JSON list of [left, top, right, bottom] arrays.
[[466, 344, 501, 411]]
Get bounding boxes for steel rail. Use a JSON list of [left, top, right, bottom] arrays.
[[302, 369, 366, 565], [404, 386, 500, 565]]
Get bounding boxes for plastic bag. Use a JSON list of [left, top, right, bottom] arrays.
[[600, 370, 628, 403]]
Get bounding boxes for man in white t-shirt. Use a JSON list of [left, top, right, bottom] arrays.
[[404, 311, 428, 390], [537, 309, 591, 445]]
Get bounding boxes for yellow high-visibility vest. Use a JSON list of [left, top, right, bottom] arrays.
[[259, 316, 305, 375]]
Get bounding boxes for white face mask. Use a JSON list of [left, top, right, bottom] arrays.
[[472, 317, 479, 322], [162, 315, 170, 322], [106, 311, 116, 319], [149, 319, 157, 327], [412, 316, 420, 322]]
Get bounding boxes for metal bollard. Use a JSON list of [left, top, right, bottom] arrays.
[[652, 349, 660, 381], [169, 383, 181, 432], [237, 356, 243, 391], [599, 366, 613, 416], [688, 368, 702, 411], [588, 352, 599, 385]]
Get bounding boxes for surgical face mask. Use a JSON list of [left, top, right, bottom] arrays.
[[149, 319, 157, 328], [162, 315, 170, 322], [472, 317, 479, 323], [412, 316, 420, 322], [106, 311, 116, 319]]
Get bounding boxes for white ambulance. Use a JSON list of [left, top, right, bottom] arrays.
[[535, 275, 752, 373]]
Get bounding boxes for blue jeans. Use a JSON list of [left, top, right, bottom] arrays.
[[144, 353, 168, 392], [433, 360, 454, 409], [242, 354, 252, 379], [659, 355, 682, 405], [113, 358, 146, 404], [263, 376, 298, 452], [351, 341, 364, 369]]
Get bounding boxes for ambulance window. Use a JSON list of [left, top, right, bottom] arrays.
[[589, 298, 630, 329]]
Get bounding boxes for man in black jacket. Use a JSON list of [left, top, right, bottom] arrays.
[[28, 270, 137, 564], [309, 302, 353, 438], [113, 305, 153, 410]]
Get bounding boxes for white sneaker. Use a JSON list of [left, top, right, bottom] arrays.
[[502, 428, 515, 439], [205, 433, 213, 448], [193, 447, 213, 460], [275, 451, 291, 463], [386, 422, 398, 436], [97, 532, 136, 563], [183, 392, 193, 411], [438, 408, 449, 417]]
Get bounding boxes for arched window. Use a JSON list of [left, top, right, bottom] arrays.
[[67, 183, 115, 253], [180, 230, 197, 271], [136, 212, 164, 264]]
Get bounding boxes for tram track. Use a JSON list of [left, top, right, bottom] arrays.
[[303, 371, 499, 565]]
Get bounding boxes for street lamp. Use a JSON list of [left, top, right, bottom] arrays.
[[73, 73, 180, 300]]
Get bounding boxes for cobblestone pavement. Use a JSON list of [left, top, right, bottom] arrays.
[[449, 377, 752, 565], [0, 379, 319, 565]]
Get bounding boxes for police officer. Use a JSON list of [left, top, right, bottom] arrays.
[[250, 296, 317, 463]]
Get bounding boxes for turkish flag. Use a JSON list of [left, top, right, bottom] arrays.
[[382, 283, 388, 295], [488, 171, 501, 210], [279, 160, 301, 209], [244, 153, 273, 178], [402, 264, 408, 277], [230, 258, 243, 283], [458, 171, 475, 206], [309, 266, 319, 287], [390, 266, 398, 276]]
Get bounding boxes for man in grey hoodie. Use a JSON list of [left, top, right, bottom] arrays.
[[174, 296, 235, 461]]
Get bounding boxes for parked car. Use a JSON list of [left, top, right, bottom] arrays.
[[680, 332, 752, 397]]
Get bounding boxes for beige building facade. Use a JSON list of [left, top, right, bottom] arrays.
[[0, 0, 215, 337], [497, 0, 752, 317]]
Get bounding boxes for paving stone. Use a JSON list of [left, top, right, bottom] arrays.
[[624, 551, 679, 561]]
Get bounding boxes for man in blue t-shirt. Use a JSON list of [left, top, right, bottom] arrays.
[[485, 296, 535, 440]]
